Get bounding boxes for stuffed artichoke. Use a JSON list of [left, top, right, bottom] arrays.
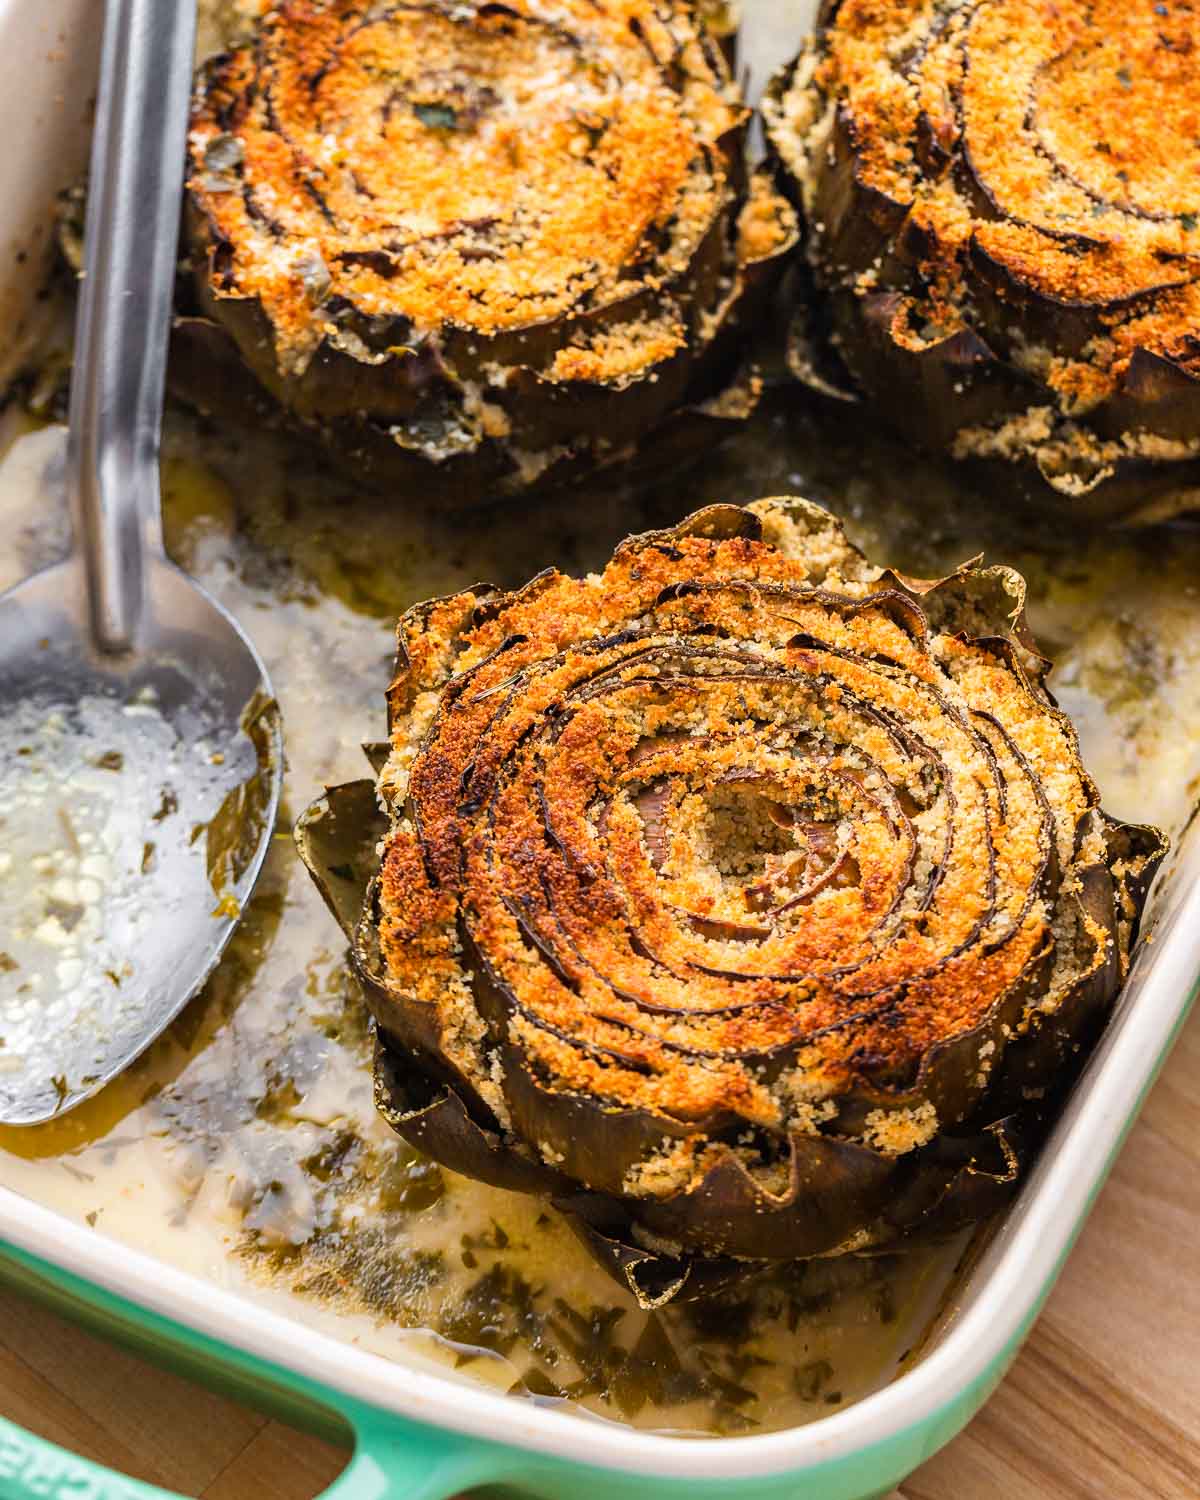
[[183, 0, 796, 505], [764, 0, 1200, 524], [296, 497, 1165, 1305]]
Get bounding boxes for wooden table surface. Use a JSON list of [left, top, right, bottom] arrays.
[[1, 1001, 1195, 1500]]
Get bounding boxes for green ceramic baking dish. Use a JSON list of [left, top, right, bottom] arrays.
[[0, 3, 1197, 1497]]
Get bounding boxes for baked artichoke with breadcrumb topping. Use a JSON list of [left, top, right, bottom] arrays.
[[183, 0, 796, 505], [296, 497, 1165, 1305], [764, 0, 1200, 524]]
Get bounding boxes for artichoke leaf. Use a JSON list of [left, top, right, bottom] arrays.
[[294, 780, 386, 942], [763, 2, 1200, 523]]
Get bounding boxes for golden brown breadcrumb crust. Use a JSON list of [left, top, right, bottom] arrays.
[[804, 0, 1199, 405], [369, 499, 1153, 1165], [765, 0, 1200, 518]]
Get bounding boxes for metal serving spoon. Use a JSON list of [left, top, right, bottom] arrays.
[[0, 0, 281, 1125]]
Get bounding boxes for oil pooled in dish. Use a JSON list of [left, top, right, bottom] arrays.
[[0, 371, 1198, 1433]]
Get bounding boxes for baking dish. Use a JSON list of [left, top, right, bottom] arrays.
[[0, 3, 1198, 1497]]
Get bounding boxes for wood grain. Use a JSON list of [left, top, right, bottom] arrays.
[[1, 1004, 1196, 1500]]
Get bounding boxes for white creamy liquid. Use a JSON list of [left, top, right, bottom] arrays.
[[0, 0, 1197, 1441]]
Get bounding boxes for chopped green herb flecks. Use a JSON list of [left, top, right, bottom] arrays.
[[413, 103, 459, 131], [794, 1358, 835, 1401]]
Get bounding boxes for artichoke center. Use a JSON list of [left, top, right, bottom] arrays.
[[699, 787, 797, 885], [633, 771, 861, 926]]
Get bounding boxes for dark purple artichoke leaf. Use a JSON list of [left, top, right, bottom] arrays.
[[374, 1034, 575, 1199], [552, 1190, 763, 1309], [293, 779, 387, 942]]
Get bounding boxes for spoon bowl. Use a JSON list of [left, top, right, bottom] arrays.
[[0, 0, 282, 1124], [0, 555, 280, 1125]]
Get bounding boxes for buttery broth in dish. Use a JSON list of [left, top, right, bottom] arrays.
[[0, 0, 1198, 1441]]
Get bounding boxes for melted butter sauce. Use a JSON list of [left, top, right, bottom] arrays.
[[0, 383, 1197, 1435], [0, 0, 1199, 1439], [0, 685, 180, 1105]]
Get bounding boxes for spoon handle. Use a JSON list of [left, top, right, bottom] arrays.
[[66, 0, 197, 655]]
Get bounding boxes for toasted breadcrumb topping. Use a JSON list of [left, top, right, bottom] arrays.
[[772, 0, 1200, 409], [189, 0, 743, 373], [367, 498, 1161, 1204]]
